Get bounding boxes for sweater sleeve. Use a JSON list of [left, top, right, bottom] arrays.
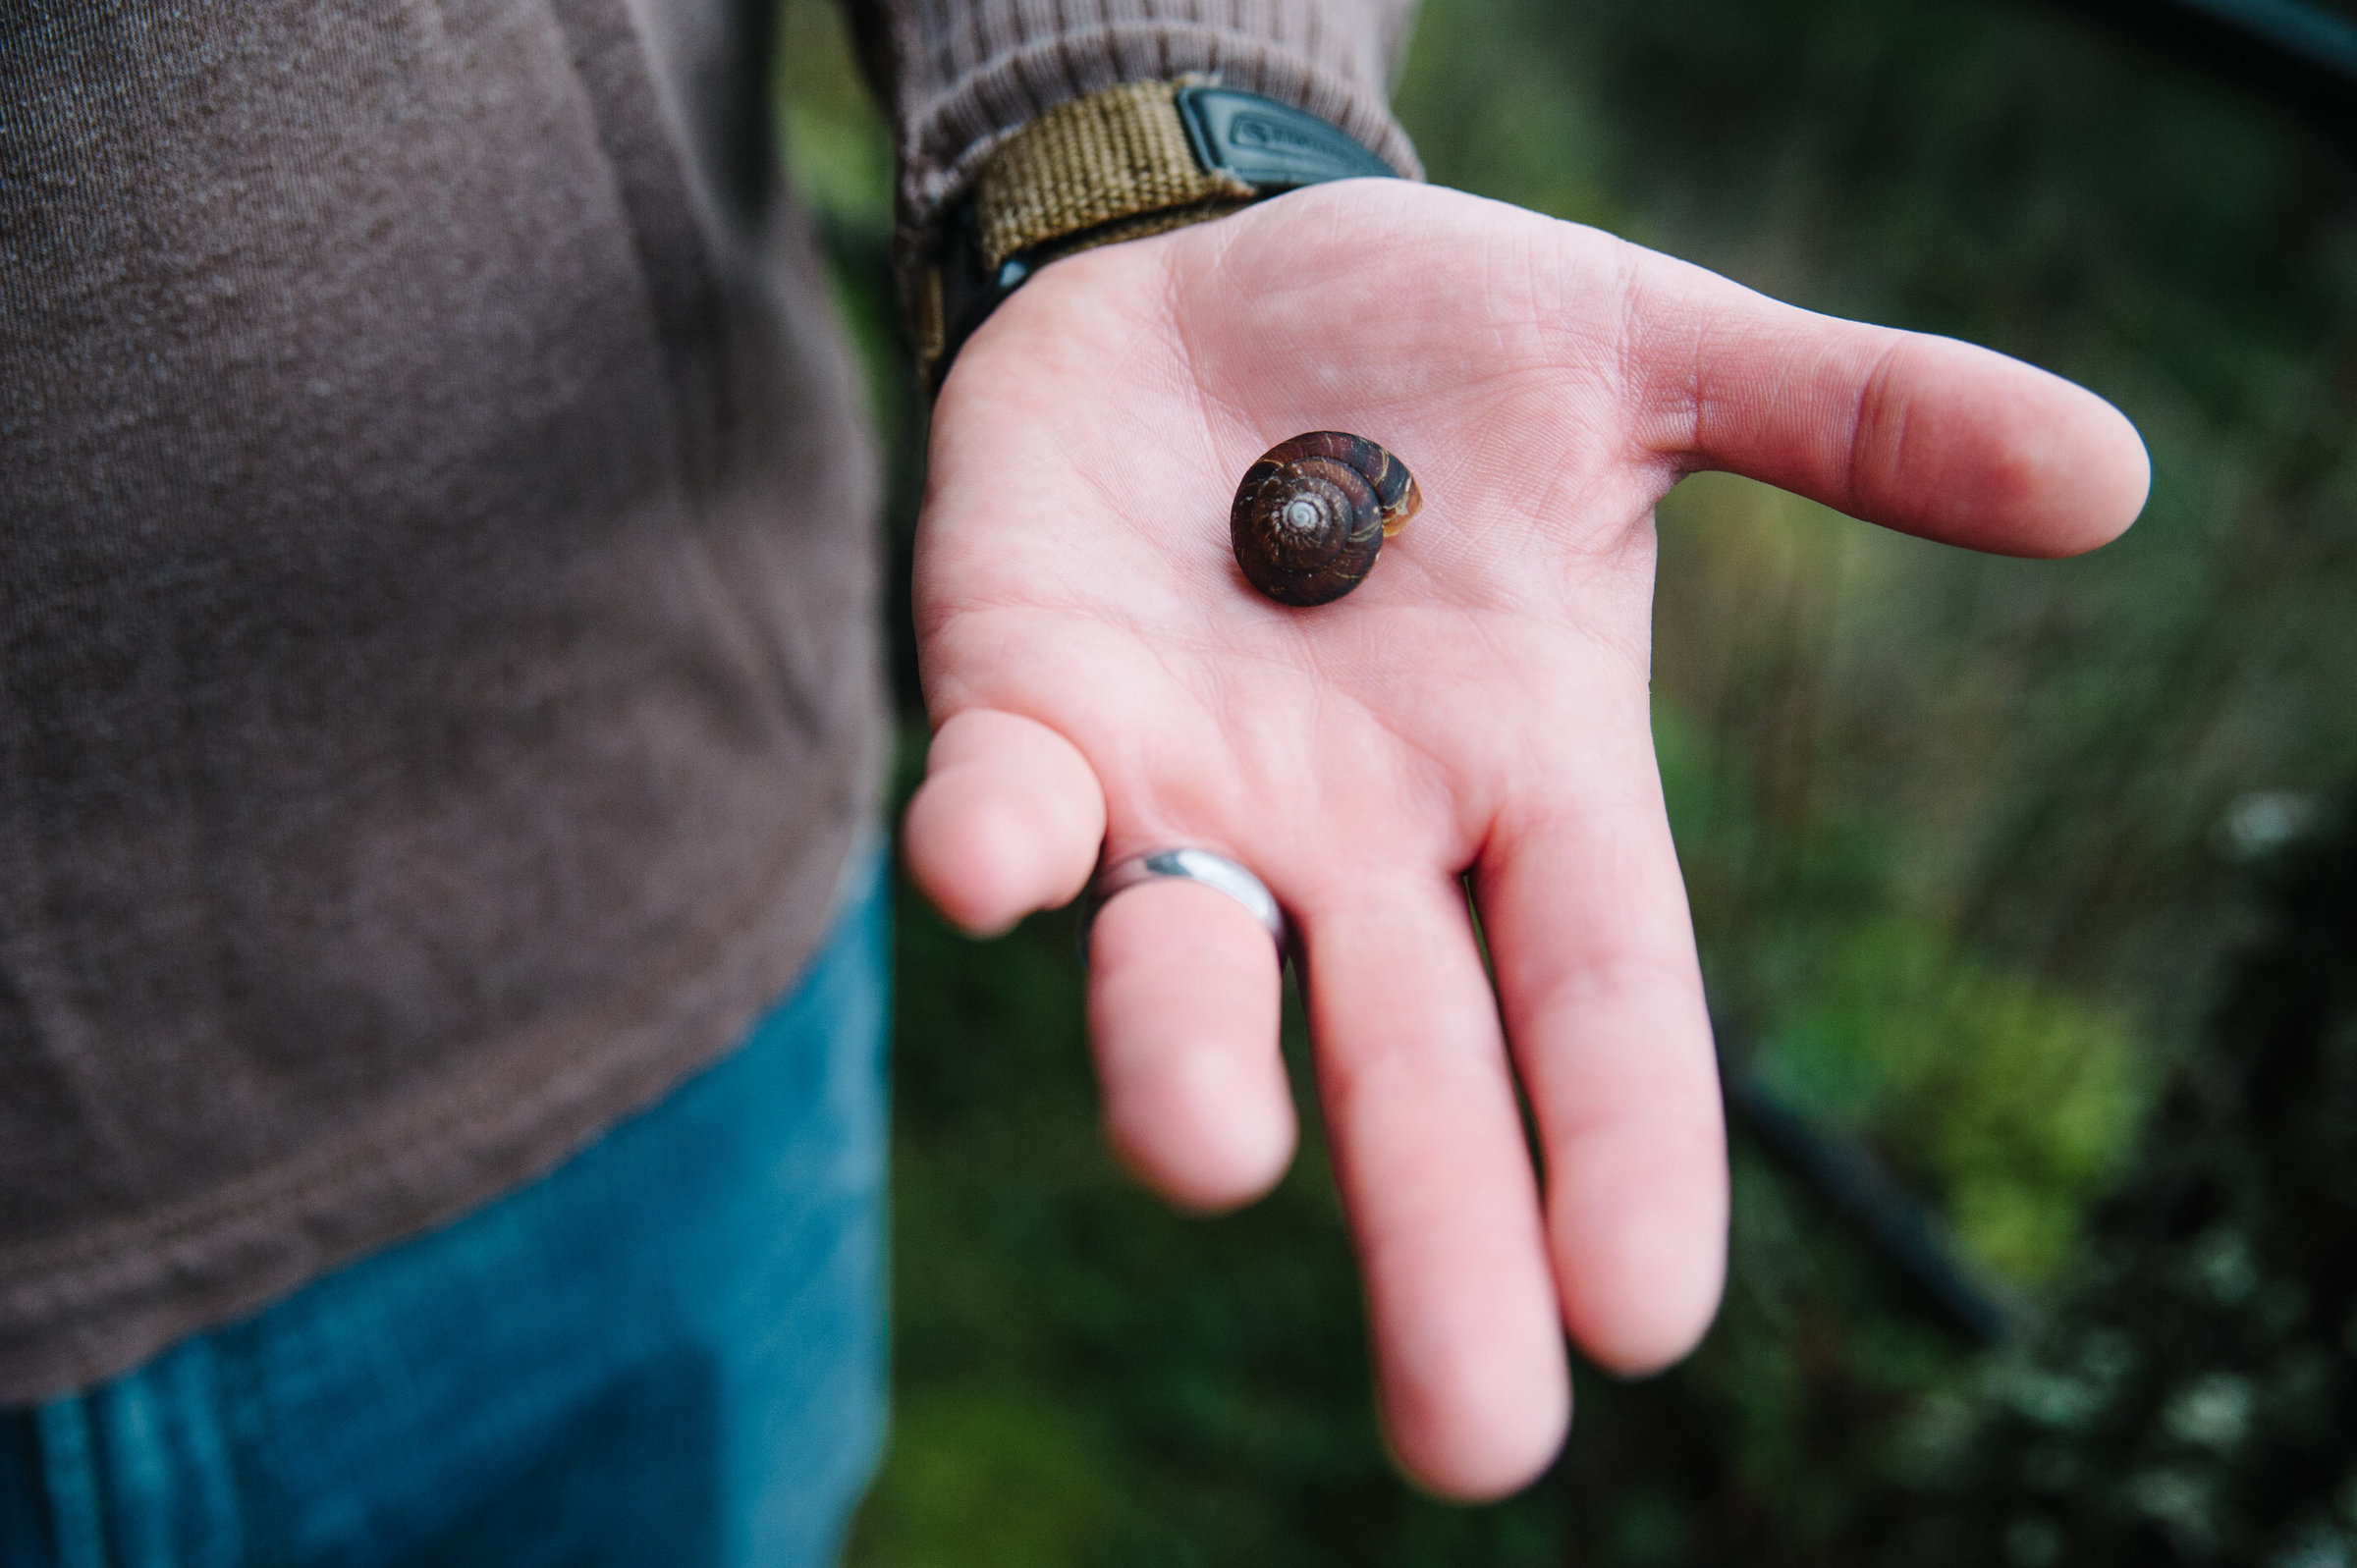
[[848, 0, 1423, 287]]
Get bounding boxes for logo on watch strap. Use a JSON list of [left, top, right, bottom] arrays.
[[1175, 87, 1397, 190]]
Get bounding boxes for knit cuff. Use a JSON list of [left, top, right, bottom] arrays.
[[864, 0, 1422, 322]]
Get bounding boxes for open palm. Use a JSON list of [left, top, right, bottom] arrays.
[[903, 179, 2148, 1498]]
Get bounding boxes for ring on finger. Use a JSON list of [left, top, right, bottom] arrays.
[[1076, 848, 1290, 964]]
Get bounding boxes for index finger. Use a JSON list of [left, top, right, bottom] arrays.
[[1619, 247, 2151, 558]]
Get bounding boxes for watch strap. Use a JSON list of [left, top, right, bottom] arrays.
[[975, 81, 1254, 272]]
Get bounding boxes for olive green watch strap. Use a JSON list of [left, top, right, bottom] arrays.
[[975, 81, 1254, 272], [919, 81, 1398, 390]]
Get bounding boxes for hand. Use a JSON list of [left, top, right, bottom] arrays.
[[900, 180, 2148, 1498]]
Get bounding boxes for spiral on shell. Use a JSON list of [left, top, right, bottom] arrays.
[[1230, 432, 1421, 607]]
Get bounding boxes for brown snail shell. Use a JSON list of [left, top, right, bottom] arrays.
[[1231, 432, 1421, 607]]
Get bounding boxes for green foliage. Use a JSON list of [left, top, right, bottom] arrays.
[[1896, 808, 2357, 1565], [1763, 913, 2148, 1283], [1659, 651, 2154, 1288], [776, 0, 892, 243]]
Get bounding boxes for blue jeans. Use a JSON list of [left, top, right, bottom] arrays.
[[0, 854, 889, 1568]]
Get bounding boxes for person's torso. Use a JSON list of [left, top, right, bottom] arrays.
[[0, 0, 883, 1397]]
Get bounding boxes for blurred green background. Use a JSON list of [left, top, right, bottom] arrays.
[[777, 0, 2357, 1560]]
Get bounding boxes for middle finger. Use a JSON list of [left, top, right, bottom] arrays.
[[1297, 863, 1568, 1499]]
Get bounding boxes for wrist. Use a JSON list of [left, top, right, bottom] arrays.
[[917, 80, 1399, 391]]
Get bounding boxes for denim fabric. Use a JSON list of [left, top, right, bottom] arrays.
[[0, 853, 889, 1568]]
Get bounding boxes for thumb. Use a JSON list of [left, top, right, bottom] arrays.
[[902, 709, 1106, 936]]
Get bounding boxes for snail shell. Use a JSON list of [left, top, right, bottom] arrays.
[[1230, 431, 1421, 607]]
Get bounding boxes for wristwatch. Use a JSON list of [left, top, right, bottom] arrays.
[[918, 81, 1399, 392]]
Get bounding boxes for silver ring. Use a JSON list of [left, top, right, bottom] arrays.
[[1076, 848, 1290, 963]]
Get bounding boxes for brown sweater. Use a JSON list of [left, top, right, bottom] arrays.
[[0, 0, 1413, 1404]]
